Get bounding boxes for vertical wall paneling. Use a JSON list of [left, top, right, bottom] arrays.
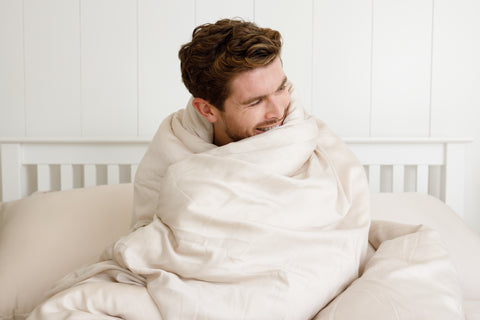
[[370, 0, 432, 137], [0, 0, 25, 136], [138, 0, 194, 137], [0, 0, 479, 232], [195, 0, 254, 25], [312, 0, 372, 136], [429, 0, 477, 224], [427, 0, 479, 228], [466, 0, 480, 233], [24, 0, 82, 136], [255, 0, 313, 112], [81, 0, 137, 136], [430, 0, 474, 138]]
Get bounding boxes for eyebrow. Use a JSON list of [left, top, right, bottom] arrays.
[[240, 76, 288, 105]]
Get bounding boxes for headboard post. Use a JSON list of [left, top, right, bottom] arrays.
[[1, 143, 22, 202], [444, 142, 467, 217]]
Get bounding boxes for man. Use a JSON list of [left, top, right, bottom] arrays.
[[28, 19, 370, 319], [131, 19, 292, 230], [181, 19, 288, 146]]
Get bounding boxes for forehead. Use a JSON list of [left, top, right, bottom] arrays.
[[227, 58, 285, 103]]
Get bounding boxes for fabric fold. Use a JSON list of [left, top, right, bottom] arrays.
[[29, 84, 372, 319], [315, 221, 465, 320]]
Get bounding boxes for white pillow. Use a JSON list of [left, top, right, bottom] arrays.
[[0, 184, 133, 320], [371, 192, 480, 300]]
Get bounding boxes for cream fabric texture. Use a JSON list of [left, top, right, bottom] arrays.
[[2, 190, 478, 320], [370, 192, 480, 301], [27, 87, 372, 319], [0, 184, 133, 320], [0, 87, 472, 319], [1, 191, 478, 318], [315, 221, 464, 320]]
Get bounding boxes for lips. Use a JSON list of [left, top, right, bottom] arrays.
[[256, 124, 281, 132], [255, 108, 289, 135], [255, 121, 283, 134]]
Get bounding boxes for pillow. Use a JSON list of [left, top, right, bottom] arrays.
[[0, 184, 133, 320], [371, 192, 480, 300]]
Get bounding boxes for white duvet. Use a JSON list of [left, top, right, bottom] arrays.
[[316, 221, 464, 319], [28, 86, 463, 319]]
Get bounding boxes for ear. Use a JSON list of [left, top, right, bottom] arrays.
[[192, 98, 219, 123]]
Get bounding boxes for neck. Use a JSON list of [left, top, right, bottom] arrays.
[[213, 124, 229, 146]]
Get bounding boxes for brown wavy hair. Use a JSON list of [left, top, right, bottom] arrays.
[[178, 19, 282, 110]]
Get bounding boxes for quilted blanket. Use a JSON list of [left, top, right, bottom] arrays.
[[27, 86, 463, 319]]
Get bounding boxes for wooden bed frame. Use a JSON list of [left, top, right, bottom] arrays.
[[0, 137, 471, 217]]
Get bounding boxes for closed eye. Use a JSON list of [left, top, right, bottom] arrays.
[[249, 99, 262, 107], [243, 77, 287, 107]]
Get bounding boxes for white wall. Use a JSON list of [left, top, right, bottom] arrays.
[[0, 0, 479, 232]]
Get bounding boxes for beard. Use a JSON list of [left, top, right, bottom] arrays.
[[223, 125, 249, 143], [221, 105, 290, 143]]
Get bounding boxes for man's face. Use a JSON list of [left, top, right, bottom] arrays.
[[212, 57, 290, 146]]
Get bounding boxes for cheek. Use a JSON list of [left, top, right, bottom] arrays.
[[227, 112, 258, 131], [239, 110, 264, 131], [248, 111, 265, 128]]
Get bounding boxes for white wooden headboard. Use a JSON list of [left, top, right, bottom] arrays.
[[0, 137, 471, 217]]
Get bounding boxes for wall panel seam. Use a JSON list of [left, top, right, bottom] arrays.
[[369, 0, 375, 137], [310, 0, 314, 113], [194, 0, 197, 25], [79, 0, 84, 136], [22, 0, 27, 136], [253, 0, 255, 21], [428, 0, 435, 137], [136, 0, 140, 136]]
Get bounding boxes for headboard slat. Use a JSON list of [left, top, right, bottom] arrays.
[[60, 165, 74, 190], [416, 165, 429, 194], [107, 165, 120, 185], [393, 165, 405, 193], [0, 138, 471, 216], [37, 165, 51, 192], [84, 165, 96, 187]]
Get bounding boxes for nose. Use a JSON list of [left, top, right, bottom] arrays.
[[264, 95, 284, 120]]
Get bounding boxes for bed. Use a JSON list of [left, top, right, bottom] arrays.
[[0, 137, 479, 319]]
